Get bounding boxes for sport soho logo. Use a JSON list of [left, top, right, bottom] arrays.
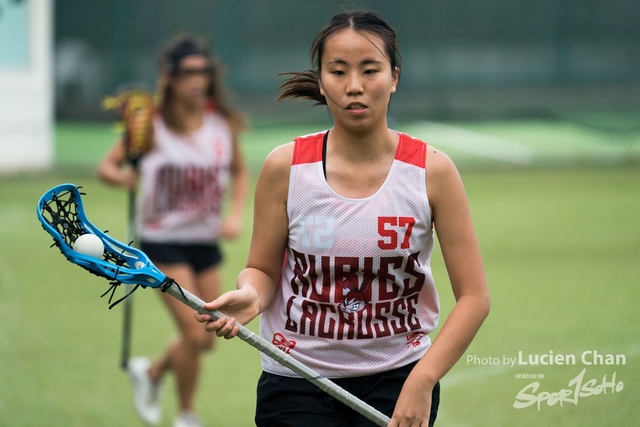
[[466, 350, 626, 410]]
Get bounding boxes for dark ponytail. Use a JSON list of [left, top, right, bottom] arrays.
[[276, 70, 325, 105]]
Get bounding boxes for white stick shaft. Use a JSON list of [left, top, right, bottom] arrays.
[[163, 283, 390, 427]]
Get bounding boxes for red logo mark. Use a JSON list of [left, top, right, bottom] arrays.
[[406, 332, 424, 348], [272, 332, 297, 354]]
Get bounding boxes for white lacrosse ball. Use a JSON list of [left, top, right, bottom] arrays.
[[73, 233, 104, 258]]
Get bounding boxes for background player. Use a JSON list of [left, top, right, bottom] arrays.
[[98, 34, 249, 427]]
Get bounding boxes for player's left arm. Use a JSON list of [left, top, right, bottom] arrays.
[[221, 130, 250, 240], [391, 147, 490, 426]]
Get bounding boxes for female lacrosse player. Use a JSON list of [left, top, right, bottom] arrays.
[[98, 34, 248, 427], [196, 10, 489, 427]]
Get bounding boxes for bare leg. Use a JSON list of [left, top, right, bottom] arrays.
[[148, 263, 221, 413]]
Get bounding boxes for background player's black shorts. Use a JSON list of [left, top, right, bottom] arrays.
[[255, 361, 440, 427], [139, 241, 223, 273]]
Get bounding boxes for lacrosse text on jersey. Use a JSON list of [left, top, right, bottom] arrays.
[[283, 249, 426, 340], [260, 132, 440, 378]]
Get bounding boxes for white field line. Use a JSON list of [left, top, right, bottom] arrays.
[[411, 121, 537, 165]]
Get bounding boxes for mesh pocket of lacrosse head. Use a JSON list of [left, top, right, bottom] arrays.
[[37, 183, 165, 288]]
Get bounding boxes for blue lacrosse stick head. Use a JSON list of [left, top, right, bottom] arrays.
[[37, 183, 166, 288]]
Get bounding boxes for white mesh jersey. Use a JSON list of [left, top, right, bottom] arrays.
[[260, 131, 440, 378], [137, 110, 233, 243]]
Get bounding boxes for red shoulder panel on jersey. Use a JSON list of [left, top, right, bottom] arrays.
[[292, 132, 325, 165], [395, 133, 427, 168]]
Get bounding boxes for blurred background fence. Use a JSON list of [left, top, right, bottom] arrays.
[[55, 0, 640, 123]]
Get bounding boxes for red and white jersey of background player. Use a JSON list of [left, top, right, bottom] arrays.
[[260, 131, 440, 378], [136, 110, 232, 243]]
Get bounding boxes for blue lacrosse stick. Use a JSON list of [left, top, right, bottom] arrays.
[[37, 183, 166, 295], [36, 183, 392, 427]]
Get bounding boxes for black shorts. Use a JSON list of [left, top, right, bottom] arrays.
[[255, 361, 440, 427], [139, 241, 223, 273]]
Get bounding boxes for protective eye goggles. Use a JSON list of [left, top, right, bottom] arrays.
[[173, 65, 212, 78]]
